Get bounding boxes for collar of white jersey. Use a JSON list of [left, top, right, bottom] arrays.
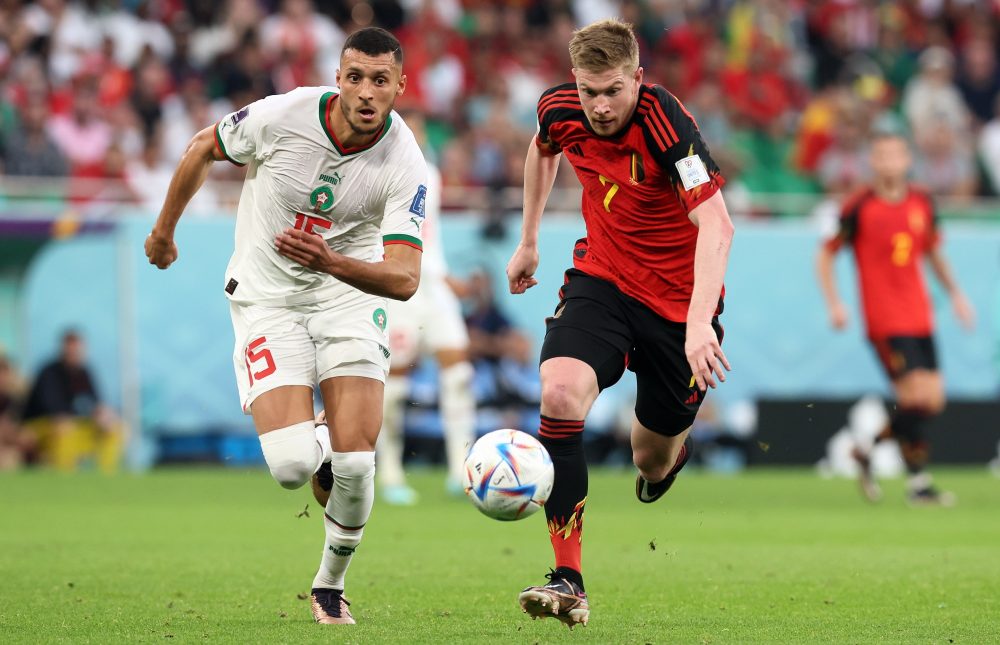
[[319, 91, 394, 156]]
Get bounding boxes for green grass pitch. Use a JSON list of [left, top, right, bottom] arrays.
[[2, 467, 999, 644]]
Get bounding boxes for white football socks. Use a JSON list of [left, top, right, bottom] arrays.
[[258, 421, 323, 489], [440, 362, 476, 483], [312, 451, 376, 591], [315, 422, 333, 463], [375, 374, 410, 488]]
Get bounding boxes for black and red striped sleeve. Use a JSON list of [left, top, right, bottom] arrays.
[[638, 85, 725, 214], [534, 83, 581, 156], [825, 188, 871, 252]]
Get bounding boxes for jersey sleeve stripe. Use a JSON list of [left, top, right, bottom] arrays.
[[383, 234, 423, 250], [538, 101, 582, 124], [638, 100, 673, 149], [541, 101, 584, 114], [640, 97, 679, 146], [214, 121, 246, 167], [538, 90, 579, 114], [637, 106, 670, 152], [650, 100, 680, 145], [639, 97, 674, 142], [538, 86, 578, 100], [538, 96, 580, 118]]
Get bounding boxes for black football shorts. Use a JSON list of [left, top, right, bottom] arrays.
[[539, 268, 724, 437], [869, 335, 938, 380]]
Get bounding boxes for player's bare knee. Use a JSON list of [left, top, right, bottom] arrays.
[[633, 448, 670, 483], [895, 385, 920, 411], [923, 393, 946, 415], [541, 381, 585, 419]]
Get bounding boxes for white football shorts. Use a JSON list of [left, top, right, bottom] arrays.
[[387, 274, 469, 369], [230, 293, 391, 413]]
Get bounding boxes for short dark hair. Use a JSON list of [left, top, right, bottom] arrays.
[[342, 27, 403, 66]]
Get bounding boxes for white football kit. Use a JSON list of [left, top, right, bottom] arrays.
[[386, 164, 469, 368], [214, 86, 427, 411]]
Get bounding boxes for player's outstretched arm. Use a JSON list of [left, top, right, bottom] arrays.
[[145, 125, 224, 269], [507, 142, 561, 294], [816, 241, 848, 330], [274, 229, 421, 300], [927, 248, 976, 330], [686, 191, 734, 391]]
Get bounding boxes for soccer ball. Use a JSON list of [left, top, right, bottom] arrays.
[[463, 429, 554, 521]]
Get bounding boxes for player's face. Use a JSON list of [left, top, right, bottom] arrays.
[[573, 65, 643, 136], [870, 137, 912, 182], [336, 49, 406, 138], [62, 337, 85, 367]]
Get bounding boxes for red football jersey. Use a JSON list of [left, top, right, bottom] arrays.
[[535, 83, 726, 323], [825, 187, 940, 338]]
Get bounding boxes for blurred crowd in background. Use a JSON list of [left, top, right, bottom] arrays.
[[1, 0, 1000, 213]]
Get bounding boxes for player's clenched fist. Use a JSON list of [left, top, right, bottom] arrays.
[[684, 321, 730, 391], [506, 243, 540, 294], [145, 233, 178, 269]]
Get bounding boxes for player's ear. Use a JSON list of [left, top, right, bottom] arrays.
[[335, 68, 341, 88], [634, 66, 643, 85], [396, 73, 406, 96]]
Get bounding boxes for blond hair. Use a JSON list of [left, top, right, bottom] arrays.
[[568, 18, 639, 73]]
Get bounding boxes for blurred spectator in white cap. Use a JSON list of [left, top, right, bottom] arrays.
[[901, 46, 970, 144]]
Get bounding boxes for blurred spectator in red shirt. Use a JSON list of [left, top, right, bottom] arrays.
[[81, 36, 133, 111], [47, 79, 111, 174], [653, 7, 721, 98], [722, 36, 797, 137]]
